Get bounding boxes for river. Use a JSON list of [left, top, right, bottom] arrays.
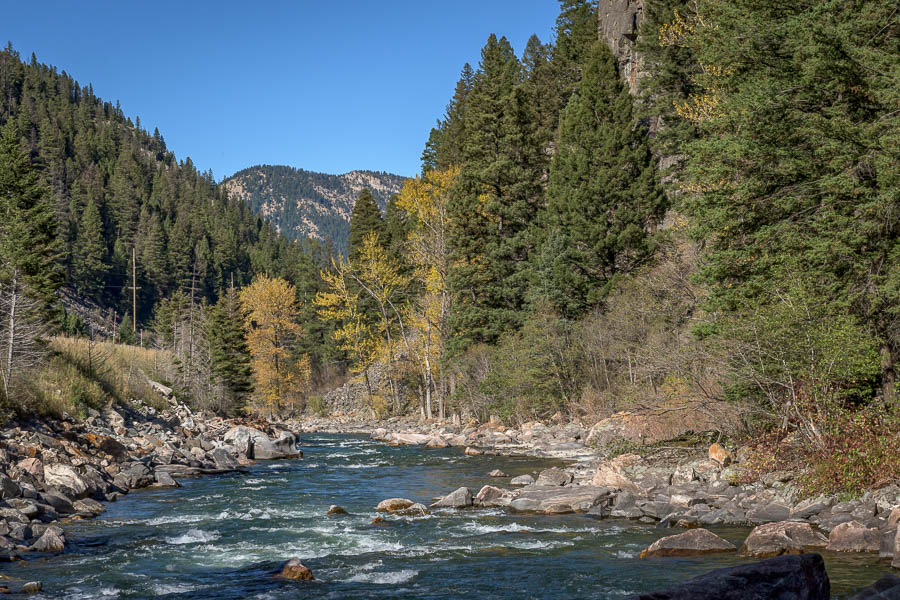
[[11, 434, 891, 599]]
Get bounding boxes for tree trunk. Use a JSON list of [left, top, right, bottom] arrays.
[[882, 342, 897, 409], [2, 269, 17, 399]]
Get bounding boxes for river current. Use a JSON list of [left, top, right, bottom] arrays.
[[11, 434, 891, 599]]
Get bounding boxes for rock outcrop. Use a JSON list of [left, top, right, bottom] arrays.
[[632, 553, 830, 600]]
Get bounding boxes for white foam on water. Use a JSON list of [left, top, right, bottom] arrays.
[[165, 528, 220, 545], [151, 582, 202, 595], [242, 486, 265, 491], [613, 550, 636, 558], [345, 569, 418, 584], [63, 587, 120, 599], [141, 513, 208, 526]]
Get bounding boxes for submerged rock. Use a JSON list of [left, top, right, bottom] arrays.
[[510, 474, 535, 486], [277, 557, 314, 580], [632, 553, 830, 599], [326, 505, 348, 515], [639, 528, 736, 558], [487, 469, 509, 478], [375, 498, 415, 512]]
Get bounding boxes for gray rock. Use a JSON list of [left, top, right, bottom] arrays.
[[639, 528, 736, 557], [114, 462, 153, 490], [43, 464, 90, 499], [39, 491, 75, 515], [29, 526, 65, 553], [826, 520, 880, 553], [73, 498, 105, 516], [510, 474, 535, 486], [210, 448, 239, 470], [535, 468, 574, 487], [0, 475, 20, 500], [475, 485, 506, 505], [487, 469, 509, 477], [742, 521, 828, 557], [153, 471, 180, 488], [746, 503, 791, 524], [430, 487, 473, 509], [511, 486, 612, 514]]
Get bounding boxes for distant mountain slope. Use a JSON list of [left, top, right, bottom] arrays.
[[223, 165, 406, 251]]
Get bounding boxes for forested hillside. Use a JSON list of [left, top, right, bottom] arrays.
[[223, 165, 405, 251], [0, 45, 346, 416], [312, 0, 900, 495]]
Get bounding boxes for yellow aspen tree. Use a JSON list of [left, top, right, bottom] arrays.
[[396, 167, 458, 419], [239, 274, 304, 419], [314, 257, 379, 404], [351, 232, 411, 413]]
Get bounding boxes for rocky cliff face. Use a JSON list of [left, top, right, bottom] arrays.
[[598, 0, 645, 95], [224, 165, 405, 251]]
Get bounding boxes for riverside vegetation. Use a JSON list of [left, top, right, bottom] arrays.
[[0, 0, 898, 596]]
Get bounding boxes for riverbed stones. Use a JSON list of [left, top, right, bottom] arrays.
[[152, 471, 179, 488], [375, 498, 415, 512], [639, 528, 736, 558], [746, 502, 791, 524], [510, 486, 612, 514], [535, 468, 573, 487], [43, 464, 89, 499], [510, 474, 535, 486], [28, 526, 65, 553], [488, 469, 509, 477], [326, 505, 348, 515], [431, 487, 473, 509], [475, 485, 506, 506], [464, 447, 483, 456], [826, 521, 881, 553], [277, 557, 314, 580], [633, 553, 830, 600], [742, 522, 827, 557]]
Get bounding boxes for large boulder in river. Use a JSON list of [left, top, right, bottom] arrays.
[[639, 528, 736, 558], [510, 474, 535, 486], [430, 487, 473, 509], [742, 522, 827, 557], [224, 426, 299, 460], [253, 431, 300, 460], [632, 553, 830, 600], [826, 520, 881, 553], [375, 498, 415, 512], [276, 557, 314, 580]]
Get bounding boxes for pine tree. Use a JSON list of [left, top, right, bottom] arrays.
[[539, 41, 666, 318], [72, 197, 108, 296], [446, 34, 542, 354], [207, 286, 252, 414], [0, 120, 62, 398], [675, 0, 900, 405], [347, 188, 383, 262]]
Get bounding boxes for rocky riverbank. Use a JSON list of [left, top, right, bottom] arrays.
[[297, 415, 900, 576], [0, 393, 303, 590]]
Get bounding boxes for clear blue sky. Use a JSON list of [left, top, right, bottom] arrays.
[[4, 1, 562, 179]]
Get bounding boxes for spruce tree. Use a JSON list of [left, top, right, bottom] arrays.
[[539, 41, 666, 318], [72, 197, 108, 297], [447, 34, 540, 354], [347, 188, 383, 262], [207, 286, 252, 414], [0, 120, 62, 313]]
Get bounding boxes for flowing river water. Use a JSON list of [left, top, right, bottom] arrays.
[[9, 434, 892, 599]]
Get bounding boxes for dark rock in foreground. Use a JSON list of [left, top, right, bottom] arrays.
[[849, 574, 900, 599], [632, 553, 830, 600]]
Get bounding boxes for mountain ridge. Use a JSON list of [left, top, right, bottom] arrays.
[[223, 164, 406, 251]]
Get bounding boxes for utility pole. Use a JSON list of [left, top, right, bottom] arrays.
[[129, 247, 141, 332]]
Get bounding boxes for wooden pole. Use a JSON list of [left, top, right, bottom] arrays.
[[132, 247, 137, 332]]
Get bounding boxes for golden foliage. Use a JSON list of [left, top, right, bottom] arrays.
[[239, 274, 305, 416]]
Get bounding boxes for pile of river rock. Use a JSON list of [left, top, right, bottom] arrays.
[[0, 395, 301, 570], [304, 417, 900, 572]]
